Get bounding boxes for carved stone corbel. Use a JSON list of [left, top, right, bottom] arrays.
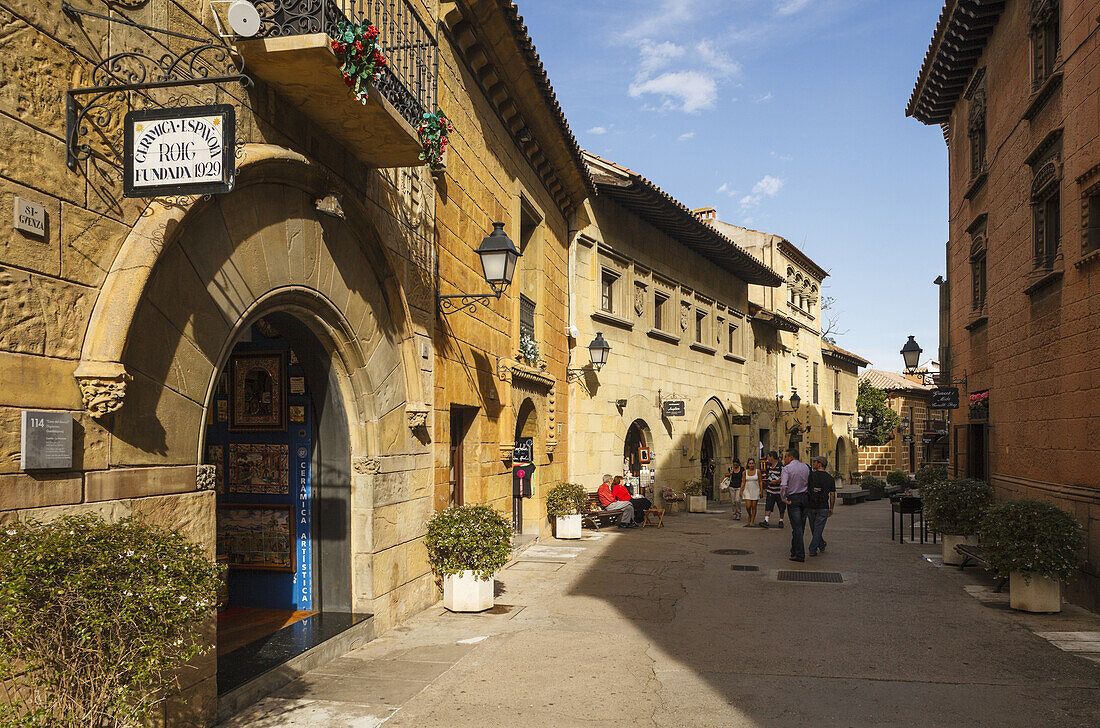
[[353, 456, 382, 474], [406, 406, 429, 430], [497, 357, 512, 382], [196, 465, 217, 491], [73, 361, 132, 418]]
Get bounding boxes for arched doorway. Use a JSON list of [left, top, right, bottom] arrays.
[[513, 398, 538, 533], [624, 419, 653, 499], [701, 426, 718, 497], [207, 312, 353, 655]]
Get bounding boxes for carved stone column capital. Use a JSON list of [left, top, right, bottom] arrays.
[[406, 406, 429, 430], [73, 361, 132, 418], [353, 456, 382, 474]]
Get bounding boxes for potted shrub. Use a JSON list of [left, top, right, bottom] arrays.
[[979, 499, 1084, 613], [424, 505, 513, 612], [683, 480, 708, 513], [0, 514, 222, 727], [921, 477, 993, 565], [886, 470, 912, 491], [862, 476, 887, 501], [547, 482, 588, 539], [915, 464, 948, 489]]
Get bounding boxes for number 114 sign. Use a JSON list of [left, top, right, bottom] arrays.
[[124, 105, 235, 198]]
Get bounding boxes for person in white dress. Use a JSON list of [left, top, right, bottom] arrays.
[[740, 457, 762, 527]]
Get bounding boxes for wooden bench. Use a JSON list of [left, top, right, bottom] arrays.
[[955, 543, 1007, 592], [838, 489, 869, 505], [583, 492, 623, 530]]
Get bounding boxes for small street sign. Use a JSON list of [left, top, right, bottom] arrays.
[[931, 387, 959, 410], [902, 434, 914, 443], [922, 433, 938, 444], [662, 400, 686, 418], [853, 429, 870, 439]]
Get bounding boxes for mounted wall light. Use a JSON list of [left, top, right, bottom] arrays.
[[901, 335, 922, 373], [776, 391, 801, 414], [567, 332, 612, 381], [438, 222, 521, 316]]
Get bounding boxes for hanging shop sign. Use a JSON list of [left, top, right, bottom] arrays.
[[930, 387, 959, 410], [853, 429, 870, 439], [922, 433, 938, 444], [20, 411, 72, 470], [902, 434, 914, 443], [662, 400, 686, 418], [512, 437, 533, 464], [729, 414, 752, 425], [124, 105, 235, 198]]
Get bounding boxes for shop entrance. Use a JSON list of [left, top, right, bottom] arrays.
[[209, 315, 352, 665], [513, 398, 538, 533], [624, 419, 653, 499], [701, 427, 717, 497]]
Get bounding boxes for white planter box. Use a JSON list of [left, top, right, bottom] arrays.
[[688, 495, 707, 513], [1010, 572, 1062, 613], [941, 534, 978, 566], [554, 514, 582, 539], [443, 570, 494, 612]]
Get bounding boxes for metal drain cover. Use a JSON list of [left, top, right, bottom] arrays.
[[777, 570, 843, 583], [683, 532, 709, 535], [730, 565, 760, 572], [712, 548, 752, 555]]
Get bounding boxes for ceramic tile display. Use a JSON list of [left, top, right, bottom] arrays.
[[217, 504, 294, 571], [228, 443, 289, 494], [230, 352, 287, 430], [206, 444, 225, 493]]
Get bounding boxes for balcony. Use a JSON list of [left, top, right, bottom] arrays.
[[237, 0, 437, 168]]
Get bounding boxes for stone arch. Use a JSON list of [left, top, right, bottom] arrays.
[[75, 144, 427, 427], [693, 396, 731, 496], [515, 397, 538, 440]]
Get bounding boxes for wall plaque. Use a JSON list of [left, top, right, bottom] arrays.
[[730, 414, 752, 425], [124, 104, 234, 198], [20, 411, 73, 470], [13, 197, 47, 238], [662, 400, 686, 418]]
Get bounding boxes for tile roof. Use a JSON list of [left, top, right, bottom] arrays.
[[821, 341, 870, 367], [584, 152, 784, 287], [860, 369, 933, 394], [906, 0, 1006, 124]]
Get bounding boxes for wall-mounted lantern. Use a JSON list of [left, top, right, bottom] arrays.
[[438, 222, 521, 315], [567, 332, 612, 381]]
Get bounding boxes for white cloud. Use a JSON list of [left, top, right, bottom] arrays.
[[637, 40, 686, 77], [587, 125, 610, 135], [695, 40, 741, 78], [770, 151, 794, 162], [776, 0, 813, 16], [678, 131, 695, 141], [622, 0, 697, 39], [629, 71, 718, 113], [740, 175, 784, 210], [752, 91, 775, 103], [716, 182, 738, 197]]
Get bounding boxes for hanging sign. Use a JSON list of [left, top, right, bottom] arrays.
[[513, 437, 533, 464], [902, 434, 914, 443], [930, 387, 959, 410], [662, 400, 686, 418], [729, 414, 752, 425], [124, 105, 235, 198]]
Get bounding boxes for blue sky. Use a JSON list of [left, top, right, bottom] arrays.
[[519, 0, 947, 371]]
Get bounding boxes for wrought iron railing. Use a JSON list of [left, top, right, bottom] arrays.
[[255, 0, 437, 127]]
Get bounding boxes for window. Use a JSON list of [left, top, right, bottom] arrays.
[[834, 369, 841, 410], [654, 291, 668, 330], [790, 363, 796, 389], [1030, 146, 1061, 271], [695, 310, 706, 343], [600, 270, 617, 313], [970, 232, 987, 311], [1084, 183, 1100, 255], [519, 295, 535, 340], [727, 322, 739, 357], [966, 72, 986, 178], [812, 362, 819, 404], [1030, 0, 1059, 89]]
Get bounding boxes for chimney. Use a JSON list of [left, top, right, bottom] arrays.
[[692, 207, 716, 221]]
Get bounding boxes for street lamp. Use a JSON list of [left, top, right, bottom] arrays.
[[438, 222, 522, 315], [567, 332, 611, 380], [776, 391, 801, 414], [901, 335, 922, 373]]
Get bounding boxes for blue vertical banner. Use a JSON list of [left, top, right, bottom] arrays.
[[292, 431, 312, 610]]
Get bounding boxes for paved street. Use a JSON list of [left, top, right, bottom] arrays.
[[221, 501, 1100, 728]]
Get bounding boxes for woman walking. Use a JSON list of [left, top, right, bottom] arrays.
[[726, 460, 744, 520], [741, 457, 761, 526]]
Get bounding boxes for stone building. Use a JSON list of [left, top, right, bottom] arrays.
[[856, 370, 947, 478], [567, 155, 784, 499], [0, 0, 586, 723], [704, 214, 867, 480], [431, 2, 591, 538], [908, 0, 1100, 608]]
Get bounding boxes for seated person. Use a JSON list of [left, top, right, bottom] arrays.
[[612, 475, 651, 524], [597, 474, 636, 528]]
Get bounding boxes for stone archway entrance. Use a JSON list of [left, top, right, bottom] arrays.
[[701, 426, 718, 496], [513, 397, 538, 533]]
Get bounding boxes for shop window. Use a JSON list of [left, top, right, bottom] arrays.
[[1030, 0, 1059, 90], [654, 291, 668, 330], [1084, 183, 1100, 255], [812, 362, 819, 404], [600, 270, 617, 314]]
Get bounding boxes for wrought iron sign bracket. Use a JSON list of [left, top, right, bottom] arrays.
[[62, 2, 252, 171], [438, 291, 503, 316]]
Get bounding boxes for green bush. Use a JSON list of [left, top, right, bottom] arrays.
[[979, 499, 1084, 582], [886, 470, 911, 486], [861, 477, 887, 494], [0, 514, 221, 728], [546, 483, 588, 517], [424, 505, 513, 581], [681, 480, 708, 496], [915, 464, 948, 488], [921, 477, 993, 535]]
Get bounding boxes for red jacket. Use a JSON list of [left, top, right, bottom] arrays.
[[612, 483, 633, 502], [597, 483, 615, 507]]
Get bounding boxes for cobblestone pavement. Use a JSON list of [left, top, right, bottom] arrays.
[[219, 500, 1100, 728]]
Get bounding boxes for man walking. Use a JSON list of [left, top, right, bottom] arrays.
[[779, 448, 811, 561], [807, 456, 836, 556], [597, 474, 636, 528], [759, 451, 785, 528]]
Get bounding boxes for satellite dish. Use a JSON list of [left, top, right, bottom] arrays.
[[227, 1, 261, 37]]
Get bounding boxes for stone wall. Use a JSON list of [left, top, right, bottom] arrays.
[[939, 0, 1099, 608]]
